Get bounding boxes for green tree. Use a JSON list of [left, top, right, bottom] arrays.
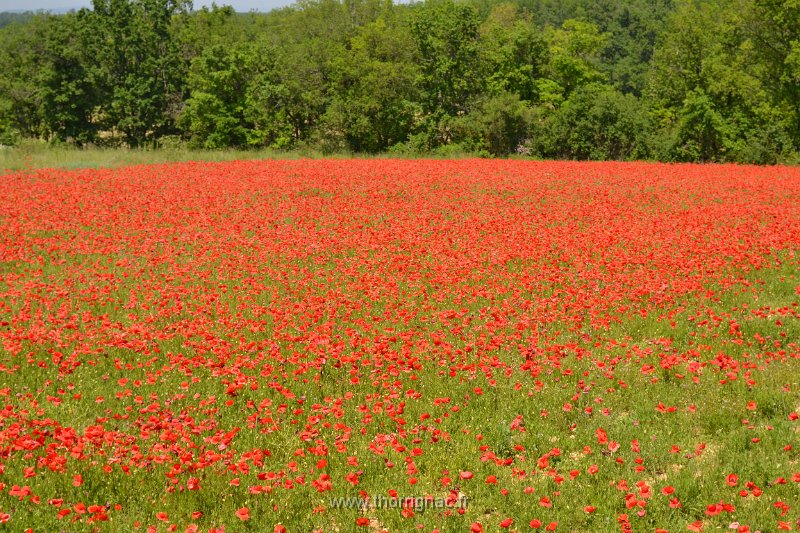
[[744, 0, 800, 151], [535, 83, 651, 160], [544, 19, 608, 97], [0, 12, 35, 30], [568, 0, 673, 95], [171, 4, 240, 62], [38, 11, 101, 144], [323, 18, 420, 152], [242, 0, 388, 148], [244, 43, 330, 148], [90, 0, 192, 147], [0, 14, 50, 139], [670, 88, 730, 161], [410, 0, 483, 119], [478, 3, 548, 102], [179, 43, 262, 148], [647, 0, 793, 162], [453, 91, 533, 156]]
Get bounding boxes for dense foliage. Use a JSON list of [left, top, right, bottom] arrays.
[[0, 0, 798, 162]]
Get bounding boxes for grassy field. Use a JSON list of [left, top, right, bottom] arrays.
[[0, 141, 496, 172], [0, 140, 310, 172], [0, 159, 799, 532]]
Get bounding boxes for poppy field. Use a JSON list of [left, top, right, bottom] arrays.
[[1, 159, 800, 533]]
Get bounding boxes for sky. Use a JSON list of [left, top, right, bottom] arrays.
[[0, 0, 288, 12]]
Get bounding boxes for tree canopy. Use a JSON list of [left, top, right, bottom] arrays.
[[0, 0, 798, 163]]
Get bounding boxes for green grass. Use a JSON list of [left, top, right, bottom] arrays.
[[0, 139, 512, 173], [0, 139, 312, 172], [1, 246, 798, 532]]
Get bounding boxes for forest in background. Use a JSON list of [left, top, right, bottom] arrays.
[[0, 0, 798, 163]]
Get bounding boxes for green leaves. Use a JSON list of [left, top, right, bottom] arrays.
[[534, 83, 651, 160], [451, 92, 533, 156], [479, 4, 548, 102], [90, 0, 192, 147], [322, 18, 420, 153], [671, 89, 730, 162], [544, 19, 608, 96], [410, 0, 483, 118], [180, 44, 260, 148]]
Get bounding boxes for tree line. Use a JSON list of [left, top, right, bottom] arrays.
[[0, 0, 798, 163]]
